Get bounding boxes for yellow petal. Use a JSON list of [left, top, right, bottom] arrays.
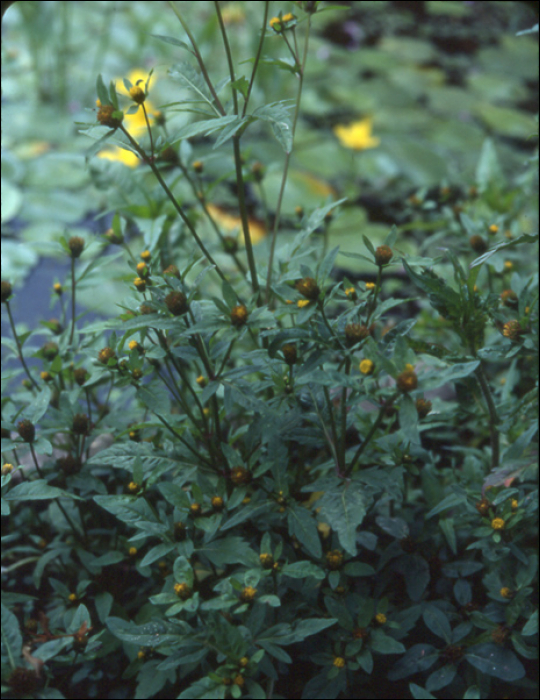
[[333, 117, 380, 151]]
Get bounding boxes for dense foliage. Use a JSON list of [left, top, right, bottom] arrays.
[[1, 2, 538, 699]]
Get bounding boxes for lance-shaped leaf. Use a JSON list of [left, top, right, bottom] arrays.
[[318, 480, 366, 556]]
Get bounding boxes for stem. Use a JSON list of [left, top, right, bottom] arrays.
[[167, 1, 226, 116], [319, 302, 347, 352], [340, 358, 351, 470], [155, 414, 212, 466], [216, 339, 236, 378], [5, 302, 40, 391], [322, 385, 341, 472], [265, 16, 312, 303], [119, 126, 229, 284], [348, 393, 399, 474], [365, 267, 382, 326], [69, 256, 76, 346], [142, 103, 154, 158], [475, 363, 500, 469], [232, 135, 260, 301], [214, 1, 238, 116], [242, 2, 269, 117]]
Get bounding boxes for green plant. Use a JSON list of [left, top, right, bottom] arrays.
[[1, 3, 538, 699]]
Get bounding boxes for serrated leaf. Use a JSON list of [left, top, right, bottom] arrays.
[[230, 76, 249, 99], [282, 561, 325, 580], [106, 617, 183, 647], [465, 644, 525, 681], [318, 480, 366, 556]]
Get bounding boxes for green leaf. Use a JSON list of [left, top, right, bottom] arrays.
[[292, 618, 337, 643], [426, 492, 467, 518], [469, 233, 539, 269], [369, 629, 406, 654], [150, 34, 193, 53], [388, 644, 439, 680], [230, 76, 249, 99], [409, 684, 436, 700], [521, 609, 538, 636], [399, 394, 419, 444], [140, 544, 177, 568], [402, 259, 461, 318], [96, 74, 111, 106], [363, 235, 375, 256], [301, 670, 347, 699], [318, 480, 366, 556], [1, 603, 23, 666], [282, 561, 325, 580], [287, 503, 322, 559], [27, 385, 52, 423], [465, 644, 525, 681], [463, 687, 481, 699], [106, 617, 185, 647], [169, 115, 240, 145], [475, 138, 504, 191], [4, 480, 81, 501], [197, 536, 258, 568], [177, 677, 226, 699], [422, 605, 452, 643], [252, 102, 293, 152]]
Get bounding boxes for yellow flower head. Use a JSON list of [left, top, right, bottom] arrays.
[[488, 224, 499, 234], [345, 287, 357, 299], [365, 282, 376, 291], [500, 587, 514, 599], [333, 117, 380, 151], [333, 657, 346, 669], [282, 13, 296, 22], [240, 586, 257, 602], [374, 613, 387, 625], [196, 375, 208, 387], [491, 517, 505, 530], [297, 299, 311, 308], [129, 84, 146, 105], [359, 359, 375, 375], [129, 546, 138, 556], [504, 261, 513, 271]]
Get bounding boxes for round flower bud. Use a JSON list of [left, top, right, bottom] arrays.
[[133, 277, 147, 292], [488, 224, 499, 235], [396, 369, 418, 392], [500, 587, 514, 599], [57, 454, 81, 475], [296, 277, 320, 300], [231, 304, 249, 328], [174, 583, 192, 600], [129, 84, 145, 104], [1, 281, 13, 303], [97, 104, 123, 129], [136, 262, 149, 278], [211, 496, 224, 511], [2, 463, 14, 475], [189, 502, 202, 517], [491, 517, 505, 530], [230, 466, 252, 485], [165, 291, 188, 316], [163, 265, 180, 279], [17, 419, 35, 443], [128, 481, 141, 493], [415, 398, 432, 419], [374, 245, 393, 266], [345, 323, 369, 347], [269, 16, 283, 31], [469, 235, 488, 254], [129, 546, 138, 557], [502, 320, 523, 341], [98, 347, 116, 365], [325, 549, 344, 570], [333, 657, 346, 669], [359, 359, 375, 375], [475, 497, 491, 515], [295, 205, 304, 218], [196, 375, 208, 387], [240, 586, 257, 602], [374, 613, 387, 625], [500, 289, 518, 307], [72, 414, 90, 435], [192, 160, 204, 173], [68, 236, 85, 259], [104, 227, 124, 245], [53, 282, 63, 294], [259, 553, 274, 569], [48, 318, 63, 334], [251, 161, 265, 182], [282, 343, 297, 365], [74, 367, 89, 386], [140, 303, 154, 315], [140, 250, 152, 262], [41, 342, 59, 360], [131, 368, 143, 381], [233, 675, 245, 687]]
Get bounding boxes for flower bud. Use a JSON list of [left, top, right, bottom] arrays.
[[231, 304, 249, 328], [98, 347, 116, 365], [129, 85, 145, 104], [17, 419, 35, 443], [165, 291, 188, 316], [374, 245, 393, 266], [296, 277, 320, 300], [502, 320, 523, 341], [396, 369, 418, 392], [73, 368, 88, 386], [325, 549, 344, 570], [41, 342, 59, 360], [162, 265, 180, 279], [1, 281, 13, 303], [174, 583, 192, 600], [345, 323, 369, 347], [223, 236, 238, 254], [68, 236, 85, 258], [230, 466, 251, 485], [469, 235, 487, 254], [97, 104, 123, 129], [500, 289, 518, 307], [282, 344, 297, 365], [415, 398, 432, 419], [72, 413, 91, 435]]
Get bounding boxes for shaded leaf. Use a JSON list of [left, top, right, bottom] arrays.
[[465, 644, 525, 681], [388, 644, 439, 680], [318, 480, 366, 556]]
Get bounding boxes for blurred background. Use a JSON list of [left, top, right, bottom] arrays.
[[1, 1, 538, 329]]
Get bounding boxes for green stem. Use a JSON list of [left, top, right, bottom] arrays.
[[5, 302, 40, 391], [216, 339, 236, 378], [142, 103, 154, 158], [69, 256, 76, 346], [319, 302, 347, 352], [475, 362, 500, 469], [265, 16, 312, 303], [348, 392, 399, 474], [365, 267, 382, 326], [340, 358, 351, 470], [119, 126, 228, 284], [214, 1, 238, 116], [167, 0, 226, 116], [241, 2, 269, 118], [155, 414, 212, 466], [232, 135, 260, 301], [322, 385, 341, 472]]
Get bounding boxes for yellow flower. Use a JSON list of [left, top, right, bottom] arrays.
[[500, 587, 514, 599], [491, 517, 505, 530], [129, 84, 146, 104], [221, 4, 246, 24], [333, 657, 346, 669], [489, 224, 499, 234], [282, 12, 296, 22], [359, 359, 375, 375], [196, 375, 208, 387], [333, 117, 380, 151], [68, 593, 77, 602], [504, 261, 513, 271], [365, 282, 376, 291], [53, 283, 63, 294], [174, 583, 192, 600], [129, 546, 137, 556], [374, 613, 387, 625], [345, 287, 357, 299], [240, 586, 257, 602], [128, 481, 140, 493], [511, 499, 519, 510], [140, 250, 152, 262], [297, 299, 311, 308]]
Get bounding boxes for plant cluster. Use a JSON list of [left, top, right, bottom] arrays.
[[1, 3, 538, 699]]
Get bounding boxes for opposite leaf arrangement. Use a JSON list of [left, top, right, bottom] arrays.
[[1, 3, 538, 700]]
